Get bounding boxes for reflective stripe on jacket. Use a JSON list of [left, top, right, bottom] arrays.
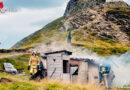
[[29, 56, 40, 66]]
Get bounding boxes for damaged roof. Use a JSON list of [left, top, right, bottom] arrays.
[[70, 58, 99, 66], [45, 50, 72, 55]]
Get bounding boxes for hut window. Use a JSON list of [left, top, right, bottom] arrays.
[[72, 67, 78, 75], [63, 60, 69, 73]]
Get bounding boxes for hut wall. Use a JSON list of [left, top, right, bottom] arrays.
[[46, 52, 71, 81], [88, 64, 99, 83], [62, 74, 70, 81], [72, 75, 78, 83], [47, 53, 63, 79], [78, 62, 88, 83]]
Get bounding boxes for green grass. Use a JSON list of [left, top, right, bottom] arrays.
[[0, 54, 30, 74], [72, 30, 130, 56], [106, 7, 130, 13], [0, 73, 104, 90], [0, 73, 129, 90], [0, 82, 37, 90]]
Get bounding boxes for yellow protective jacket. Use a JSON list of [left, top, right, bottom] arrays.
[[29, 56, 40, 68]]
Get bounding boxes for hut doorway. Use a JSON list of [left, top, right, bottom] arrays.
[[63, 60, 69, 73]]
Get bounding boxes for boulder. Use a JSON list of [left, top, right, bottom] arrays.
[[3, 63, 17, 74]]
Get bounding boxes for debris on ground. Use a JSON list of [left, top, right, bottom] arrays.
[[0, 78, 12, 83]]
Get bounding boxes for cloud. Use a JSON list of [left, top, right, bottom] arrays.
[[0, 2, 68, 49]]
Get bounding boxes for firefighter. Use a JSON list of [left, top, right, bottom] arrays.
[[67, 31, 72, 43], [28, 51, 40, 75], [99, 64, 104, 83], [99, 64, 109, 88], [30, 60, 46, 80]]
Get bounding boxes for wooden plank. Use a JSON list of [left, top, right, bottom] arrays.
[[78, 62, 88, 83]]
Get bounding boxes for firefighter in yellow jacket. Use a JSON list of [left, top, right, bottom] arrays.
[[28, 51, 40, 75]]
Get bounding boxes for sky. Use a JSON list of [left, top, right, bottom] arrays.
[[0, 0, 129, 49]]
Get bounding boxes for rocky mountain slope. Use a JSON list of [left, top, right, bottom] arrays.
[[12, 0, 130, 56]]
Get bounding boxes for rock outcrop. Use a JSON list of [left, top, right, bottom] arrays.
[[62, 1, 129, 44], [64, 0, 79, 17], [64, 0, 128, 17], [64, 0, 105, 17]]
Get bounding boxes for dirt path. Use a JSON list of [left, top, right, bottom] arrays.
[[0, 53, 29, 59]]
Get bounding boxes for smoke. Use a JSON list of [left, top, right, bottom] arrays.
[[73, 49, 130, 87], [34, 42, 130, 87], [34, 42, 73, 55], [105, 52, 130, 87], [70, 47, 130, 87]]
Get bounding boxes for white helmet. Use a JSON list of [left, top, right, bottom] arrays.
[[100, 64, 103, 66], [32, 51, 37, 55]]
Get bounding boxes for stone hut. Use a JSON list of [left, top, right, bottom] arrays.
[[42, 50, 114, 87], [45, 50, 72, 81], [69, 58, 99, 83]]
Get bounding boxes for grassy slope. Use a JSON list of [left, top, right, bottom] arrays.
[[13, 7, 130, 56], [71, 29, 130, 56], [0, 54, 31, 74], [68, 6, 130, 56]]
